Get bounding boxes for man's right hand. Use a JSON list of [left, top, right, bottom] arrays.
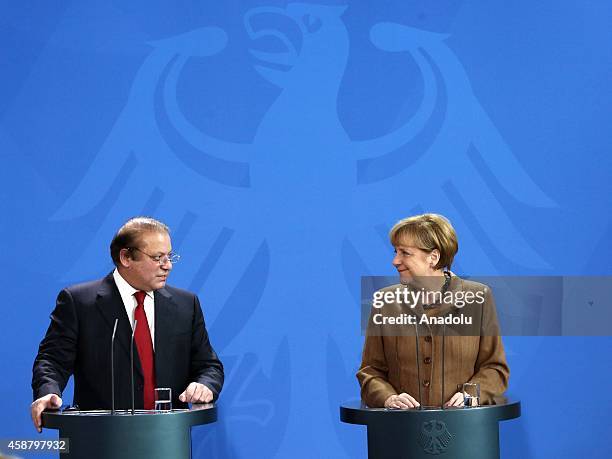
[[31, 394, 62, 433], [384, 393, 420, 409]]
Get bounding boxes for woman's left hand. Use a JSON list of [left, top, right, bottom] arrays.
[[444, 392, 464, 407]]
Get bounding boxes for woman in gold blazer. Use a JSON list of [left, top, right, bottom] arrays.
[[357, 214, 509, 408]]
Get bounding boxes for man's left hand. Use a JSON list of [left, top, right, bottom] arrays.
[[179, 382, 213, 404]]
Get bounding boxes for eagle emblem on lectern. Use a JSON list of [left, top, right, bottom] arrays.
[[419, 419, 453, 455]]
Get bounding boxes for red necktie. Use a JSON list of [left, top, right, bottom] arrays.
[[134, 291, 155, 409]]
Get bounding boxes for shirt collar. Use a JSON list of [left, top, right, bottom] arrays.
[[113, 269, 154, 299]]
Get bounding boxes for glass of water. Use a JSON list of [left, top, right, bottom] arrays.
[[462, 383, 480, 407], [154, 387, 172, 411]]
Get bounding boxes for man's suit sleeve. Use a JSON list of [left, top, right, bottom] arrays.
[[32, 289, 79, 400], [190, 295, 224, 400]]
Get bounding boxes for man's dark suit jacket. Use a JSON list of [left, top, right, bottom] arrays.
[[32, 273, 224, 410]]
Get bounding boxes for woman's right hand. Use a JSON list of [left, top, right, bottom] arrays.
[[384, 393, 420, 409]]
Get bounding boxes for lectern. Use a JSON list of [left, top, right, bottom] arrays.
[[42, 405, 217, 459], [340, 401, 520, 459]]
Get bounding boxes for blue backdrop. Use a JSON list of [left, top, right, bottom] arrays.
[[1, 1, 611, 457]]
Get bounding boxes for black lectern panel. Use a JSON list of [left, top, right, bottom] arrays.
[[42, 405, 217, 459], [341, 401, 520, 459]]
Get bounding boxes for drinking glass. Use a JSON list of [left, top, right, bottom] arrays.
[[462, 383, 480, 407], [154, 387, 172, 411]]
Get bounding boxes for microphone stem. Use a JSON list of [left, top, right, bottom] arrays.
[[131, 320, 137, 415], [111, 319, 118, 415], [441, 322, 446, 409], [415, 322, 423, 410]]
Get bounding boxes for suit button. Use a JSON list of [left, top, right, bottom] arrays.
[[424, 357, 432, 364], [423, 380, 430, 387], [424, 336, 432, 342]]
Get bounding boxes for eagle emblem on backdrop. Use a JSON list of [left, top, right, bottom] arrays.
[[51, 2, 553, 456]]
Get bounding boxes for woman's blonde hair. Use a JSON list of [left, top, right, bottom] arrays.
[[389, 213, 458, 271]]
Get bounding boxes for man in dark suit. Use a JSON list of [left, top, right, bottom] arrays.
[[31, 217, 223, 432]]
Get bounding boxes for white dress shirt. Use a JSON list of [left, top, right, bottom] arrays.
[[113, 269, 155, 349]]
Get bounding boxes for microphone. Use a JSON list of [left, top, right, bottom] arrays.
[[441, 322, 446, 410], [131, 320, 137, 415], [440, 271, 451, 409], [414, 321, 423, 410], [111, 318, 118, 415]]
